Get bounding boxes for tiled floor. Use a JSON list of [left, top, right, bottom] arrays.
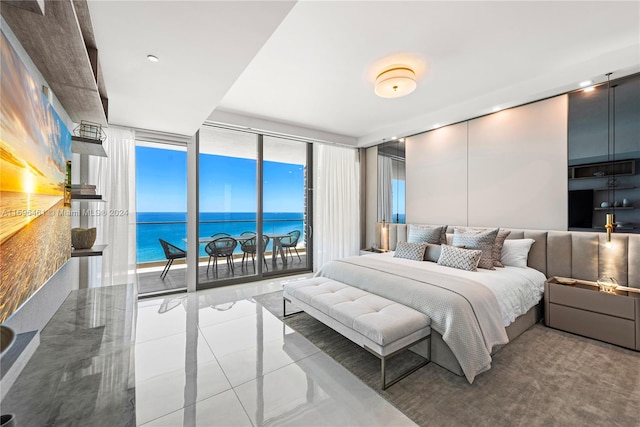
[[137, 255, 309, 295], [134, 276, 416, 426]]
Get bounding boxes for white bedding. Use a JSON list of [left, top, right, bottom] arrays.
[[372, 252, 546, 327]]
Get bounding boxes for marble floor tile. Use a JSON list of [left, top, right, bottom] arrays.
[[234, 352, 417, 427], [140, 389, 252, 427], [135, 295, 189, 343], [199, 308, 319, 386], [135, 330, 216, 383], [196, 298, 264, 329], [135, 360, 232, 425]]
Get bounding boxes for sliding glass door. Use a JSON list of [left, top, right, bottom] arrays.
[[198, 127, 258, 285], [136, 141, 188, 295], [196, 126, 312, 288], [262, 136, 312, 275]]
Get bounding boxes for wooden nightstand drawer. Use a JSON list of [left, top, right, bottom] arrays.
[[549, 304, 636, 349], [549, 282, 635, 320]]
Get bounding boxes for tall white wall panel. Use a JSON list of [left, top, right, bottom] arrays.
[[406, 122, 468, 225], [467, 96, 568, 230]]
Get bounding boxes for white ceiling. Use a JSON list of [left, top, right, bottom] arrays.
[[89, 1, 640, 147]]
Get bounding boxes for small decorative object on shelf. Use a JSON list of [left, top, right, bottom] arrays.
[[613, 200, 622, 207], [71, 227, 97, 249], [601, 201, 610, 208], [64, 160, 72, 207], [607, 177, 618, 187], [623, 198, 631, 207], [73, 120, 106, 142], [596, 275, 619, 293]]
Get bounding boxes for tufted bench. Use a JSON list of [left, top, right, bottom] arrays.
[[283, 277, 431, 389]]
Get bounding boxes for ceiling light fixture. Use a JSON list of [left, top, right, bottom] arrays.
[[147, 54, 159, 63], [583, 86, 595, 93], [375, 66, 417, 98], [492, 106, 501, 112], [579, 80, 593, 87]]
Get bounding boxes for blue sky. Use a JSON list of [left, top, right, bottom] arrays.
[[136, 146, 305, 213]]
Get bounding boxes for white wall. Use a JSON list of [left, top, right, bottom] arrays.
[[405, 95, 568, 231], [406, 122, 468, 225]]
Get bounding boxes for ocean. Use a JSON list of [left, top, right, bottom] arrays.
[[137, 212, 304, 263]]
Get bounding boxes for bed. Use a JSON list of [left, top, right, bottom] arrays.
[[315, 224, 640, 383]]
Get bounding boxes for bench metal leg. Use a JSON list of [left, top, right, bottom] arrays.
[[283, 296, 302, 318], [365, 335, 430, 390]]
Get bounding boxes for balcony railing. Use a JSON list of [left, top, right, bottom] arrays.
[[137, 217, 305, 264]]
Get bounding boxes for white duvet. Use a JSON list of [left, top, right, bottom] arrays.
[[371, 252, 546, 327]]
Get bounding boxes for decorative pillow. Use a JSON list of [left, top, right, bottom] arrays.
[[437, 245, 482, 271], [407, 224, 444, 244], [493, 229, 512, 268], [452, 228, 499, 270], [501, 239, 535, 268], [423, 243, 442, 262], [394, 241, 428, 261]]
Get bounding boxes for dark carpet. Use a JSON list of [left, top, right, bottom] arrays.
[[254, 290, 640, 427]]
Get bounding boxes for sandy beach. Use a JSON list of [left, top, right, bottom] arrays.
[[0, 200, 71, 322]]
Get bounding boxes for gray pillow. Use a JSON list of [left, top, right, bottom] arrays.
[[407, 224, 445, 244], [493, 229, 511, 267], [437, 245, 482, 271], [423, 243, 442, 262], [394, 241, 428, 261], [452, 228, 499, 270]]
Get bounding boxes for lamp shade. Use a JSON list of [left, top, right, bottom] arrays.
[[375, 67, 417, 98]]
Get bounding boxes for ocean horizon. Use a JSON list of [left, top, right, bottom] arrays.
[[137, 211, 304, 263]]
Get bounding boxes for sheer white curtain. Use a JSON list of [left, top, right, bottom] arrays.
[[377, 154, 393, 222], [313, 144, 360, 270], [88, 126, 137, 286]]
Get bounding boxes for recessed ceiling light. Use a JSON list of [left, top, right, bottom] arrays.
[[391, 136, 397, 140], [579, 80, 592, 87], [492, 106, 501, 112], [433, 123, 441, 129], [583, 86, 595, 92], [147, 54, 159, 63], [399, 138, 405, 142]]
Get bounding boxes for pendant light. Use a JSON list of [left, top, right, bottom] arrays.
[[604, 72, 616, 248]]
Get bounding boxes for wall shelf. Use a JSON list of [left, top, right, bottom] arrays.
[[71, 244, 107, 258], [569, 159, 635, 180], [0, 0, 108, 125], [71, 195, 105, 201], [593, 186, 636, 192], [594, 206, 634, 211], [71, 136, 107, 157]]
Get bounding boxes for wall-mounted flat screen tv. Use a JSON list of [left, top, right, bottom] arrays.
[[0, 30, 72, 323]]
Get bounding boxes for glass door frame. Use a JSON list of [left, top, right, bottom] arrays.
[[193, 125, 313, 291]]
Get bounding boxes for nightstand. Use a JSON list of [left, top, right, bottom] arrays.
[[359, 248, 389, 256], [544, 276, 640, 350]]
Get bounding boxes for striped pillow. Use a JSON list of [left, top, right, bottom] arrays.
[[407, 224, 445, 244], [437, 245, 482, 271], [394, 241, 428, 261], [452, 228, 499, 270]]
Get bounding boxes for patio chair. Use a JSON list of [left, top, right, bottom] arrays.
[[280, 230, 301, 262], [205, 236, 238, 275], [239, 231, 257, 270], [210, 232, 230, 239], [158, 238, 186, 279]]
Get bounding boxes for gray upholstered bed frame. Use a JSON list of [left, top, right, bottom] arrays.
[[374, 223, 640, 376]]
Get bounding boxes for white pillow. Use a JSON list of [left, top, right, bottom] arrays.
[[500, 239, 535, 268]]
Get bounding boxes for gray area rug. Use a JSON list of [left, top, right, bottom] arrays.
[[254, 290, 640, 427]]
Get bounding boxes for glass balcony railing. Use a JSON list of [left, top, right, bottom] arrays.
[[136, 216, 305, 264]]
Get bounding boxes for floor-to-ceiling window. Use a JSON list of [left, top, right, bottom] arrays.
[[262, 136, 312, 275], [135, 140, 188, 295], [197, 125, 312, 288]]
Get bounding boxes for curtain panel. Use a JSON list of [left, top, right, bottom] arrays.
[[88, 126, 137, 287], [313, 144, 360, 270]]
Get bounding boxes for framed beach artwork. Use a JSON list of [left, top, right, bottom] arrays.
[[0, 30, 72, 323]]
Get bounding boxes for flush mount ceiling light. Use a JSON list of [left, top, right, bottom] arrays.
[[147, 54, 159, 63], [375, 66, 417, 98]]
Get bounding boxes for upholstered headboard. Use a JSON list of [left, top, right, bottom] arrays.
[[375, 223, 640, 288]]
